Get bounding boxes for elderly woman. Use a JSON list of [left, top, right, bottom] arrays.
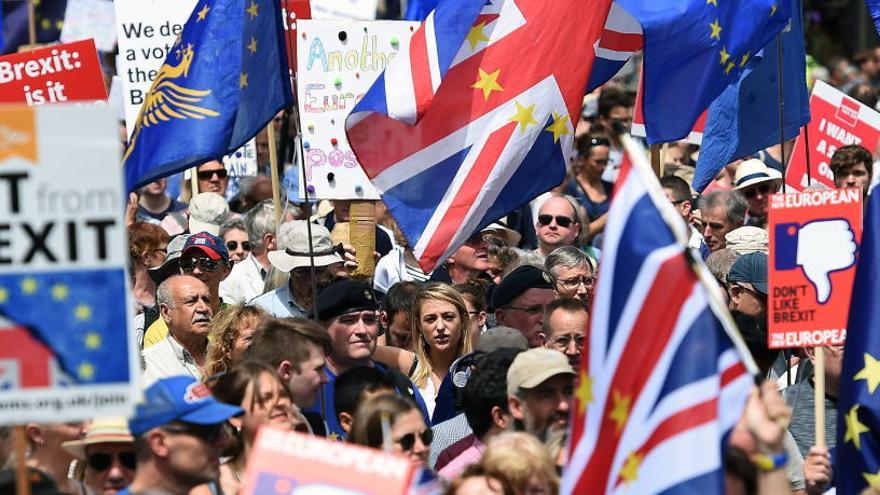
[[220, 218, 251, 264], [544, 246, 596, 305], [204, 304, 267, 377], [62, 418, 135, 495]]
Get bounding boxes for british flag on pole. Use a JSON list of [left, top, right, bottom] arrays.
[[346, 0, 613, 272]]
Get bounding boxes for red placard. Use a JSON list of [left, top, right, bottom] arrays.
[[785, 80, 880, 191], [0, 39, 107, 105], [281, 0, 311, 73], [767, 188, 862, 348], [241, 426, 416, 495]]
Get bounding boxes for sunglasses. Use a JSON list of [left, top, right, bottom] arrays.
[[743, 182, 772, 199], [538, 214, 574, 228], [197, 169, 229, 180], [180, 257, 226, 273], [87, 451, 136, 472], [225, 241, 252, 251], [162, 422, 226, 444], [396, 429, 433, 452]]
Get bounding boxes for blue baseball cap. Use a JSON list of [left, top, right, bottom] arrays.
[[182, 231, 229, 261], [129, 376, 243, 436], [727, 252, 768, 295]]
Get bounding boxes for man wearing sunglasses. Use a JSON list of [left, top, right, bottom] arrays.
[[733, 159, 782, 229], [533, 196, 581, 259], [220, 199, 277, 304], [195, 160, 229, 197], [61, 418, 135, 495], [122, 376, 242, 495]]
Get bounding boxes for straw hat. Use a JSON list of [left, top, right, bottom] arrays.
[[61, 417, 134, 459]]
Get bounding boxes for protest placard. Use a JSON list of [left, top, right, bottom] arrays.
[[223, 138, 258, 200], [241, 426, 416, 495], [297, 20, 417, 199], [0, 39, 107, 105], [311, 0, 378, 20], [60, 0, 118, 52], [0, 104, 138, 423], [786, 80, 880, 191], [767, 188, 862, 349], [114, 0, 198, 133]]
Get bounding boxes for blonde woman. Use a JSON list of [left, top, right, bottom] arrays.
[[374, 284, 473, 420], [480, 432, 560, 495], [204, 304, 266, 378]]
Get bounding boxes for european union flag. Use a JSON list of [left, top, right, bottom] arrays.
[[405, 0, 438, 21], [837, 191, 880, 494], [0, 270, 130, 384], [123, 0, 293, 192], [2, 0, 63, 53], [693, 0, 809, 192], [869, 0, 880, 39], [616, 0, 792, 144]]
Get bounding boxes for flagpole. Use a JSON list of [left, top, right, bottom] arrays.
[[802, 124, 813, 186], [650, 144, 661, 178], [27, 0, 36, 48], [189, 168, 199, 199], [814, 347, 826, 448], [776, 32, 787, 194], [15, 426, 29, 495]]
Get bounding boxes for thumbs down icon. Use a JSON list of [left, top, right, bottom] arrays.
[[775, 219, 857, 304]]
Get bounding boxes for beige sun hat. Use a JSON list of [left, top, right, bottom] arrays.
[[61, 417, 134, 459], [188, 192, 229, 236], [267, 220, 344, 272], [734, 159, 783, 191]]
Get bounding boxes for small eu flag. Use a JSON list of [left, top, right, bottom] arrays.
[[616, 0, 792, 144], [122, 0, 293, 192]]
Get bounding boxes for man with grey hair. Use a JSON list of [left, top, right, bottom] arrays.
[[699, 190, 747, 252], [142, 275, 213, 386], [219, 199, 276, 303], [544, 246, 595, 305]]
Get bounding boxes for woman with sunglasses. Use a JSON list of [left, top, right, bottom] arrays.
[[567, 134, 613, 242], [349, 394, 432, 468], [204, 304, 267, 377], [62, 418, 135, 495], [209, 360, 302, 495], [220, 218, 251, 264]]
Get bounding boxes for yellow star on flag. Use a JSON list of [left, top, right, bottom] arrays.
[[855, 353, 880, 394], [21, 278, 37, 295], [719, 47, 730, 66], [84, 332, 102, 350], [328, 432, 340, 441], [77, 362, 95, 380], [706, 0, 717, 5], [240, 73, 249, 88], [508, 101, 538, 134], [844, 405, 870, 450], [0, 287, 7, 304], [575, 371, 593, 414], [471, 68, 503, 101], [739, 52, 750, 67], [609, 390, 631, 434], [545, 113, 571, 143], [41, 18, 50, 30], [620, 451, 642, 484], [466, 22, 491, 50], [74, 304, 92, 322], [247, 37, 258, 54], [246, 1, 259, 18], [769, 3, 778, 16], [724, 61, 735, 75], [865, 468, 880, 487], [709, 19, 722, 40], [51, 283, 69, 301], [196, 3, 210, 21]]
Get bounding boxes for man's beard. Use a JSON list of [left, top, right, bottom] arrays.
[[517, 408, 568, 443]]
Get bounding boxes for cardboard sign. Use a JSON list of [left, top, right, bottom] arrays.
[[241, 426, 416, 495], [114, 0, 199, 133], [60, 0, 118, 52], [768, 188, 862, 348], [786, 80, 880, 191], [311, 0, 378, 20], [297, 20, 417, 199], [0, 104, 138, 422], [0, 39, 107, 105], [222, 138, 258, 200]]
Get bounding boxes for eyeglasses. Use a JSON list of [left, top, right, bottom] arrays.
[[396, 429, 433, 452], [86, 451, 137, 472], [550, 335, 586, 351], [743, 182, 773, 199], [162, 422, 226, 444], [503, 304, 546, 315], [538, 215, 574, 228], [225, 241, 252, 252], [180, 257, 226, 273], [197, 169, 228, 180], [556, 275, 596, 290]]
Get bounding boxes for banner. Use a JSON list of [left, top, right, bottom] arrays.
[[768, 188, 862, 348], [0, 39, 107, 105], [241, 426, 416, 495], [0, 104, 138, 422], [296, 20, 416, 199], [786, 80, 880, 191]]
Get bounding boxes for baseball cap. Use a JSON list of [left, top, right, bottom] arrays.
[[506, 348, 575, 396], [267, 221, 344, 272], [182, 231, 229, 261], [727, 252, 768, 295], [474, 326, 529, 358], [491, 265, 553, 309], [188, 193, 229, 236], [311, 278, 378, 322], [128, 376, 243, 436], [148, 234, 190, 285]]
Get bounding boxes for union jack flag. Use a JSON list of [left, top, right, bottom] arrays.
[[561, 136, 756, 493], [346, 0, 613, 271], [586, 1, 642, 92]]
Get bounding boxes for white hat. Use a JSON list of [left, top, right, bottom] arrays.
[[61, 417, 133, 459], [724, 226, 769, 255], [188, 192, 229, 236], [734, 159, 783, 190], [481, 221, 522, 247], [267, 220, 344, 272]]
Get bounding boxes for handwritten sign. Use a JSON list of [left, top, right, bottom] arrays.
[[296, 20, 417, 199], [0, 39, 107, 105], [60, 0, 118, 52]]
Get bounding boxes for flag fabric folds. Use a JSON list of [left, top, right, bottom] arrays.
[[404, 0, 438, 21], [693, 0, 809, 192], [122, 0, 293, 192], [561, 136, 755, 493], [868, 0, 880, 39], [585, 1, 643, 92], [836, 191, 880, 494], [615, 0, 792, 144], [346, 0, 613, 272]]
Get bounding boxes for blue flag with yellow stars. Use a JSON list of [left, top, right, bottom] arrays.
[[0, 270, 129, 384], [122, 0, 293, 192], [616, 0, 792, 144], [838, 190, 880, 493]]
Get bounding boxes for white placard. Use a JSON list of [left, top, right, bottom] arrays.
[[60, 0, 118, 52], [310, 0, 378, 20]]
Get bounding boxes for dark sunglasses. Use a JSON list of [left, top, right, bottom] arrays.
[[396, 429, 433, 452], [86, 451, 136, 472], [538, 214, 574, 228], [197, 169, 229, 180], [162, 422, 226, 444], [743, 182, 772, 198], [180, 257, 226, 273], [225, 241, 252, 251]]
